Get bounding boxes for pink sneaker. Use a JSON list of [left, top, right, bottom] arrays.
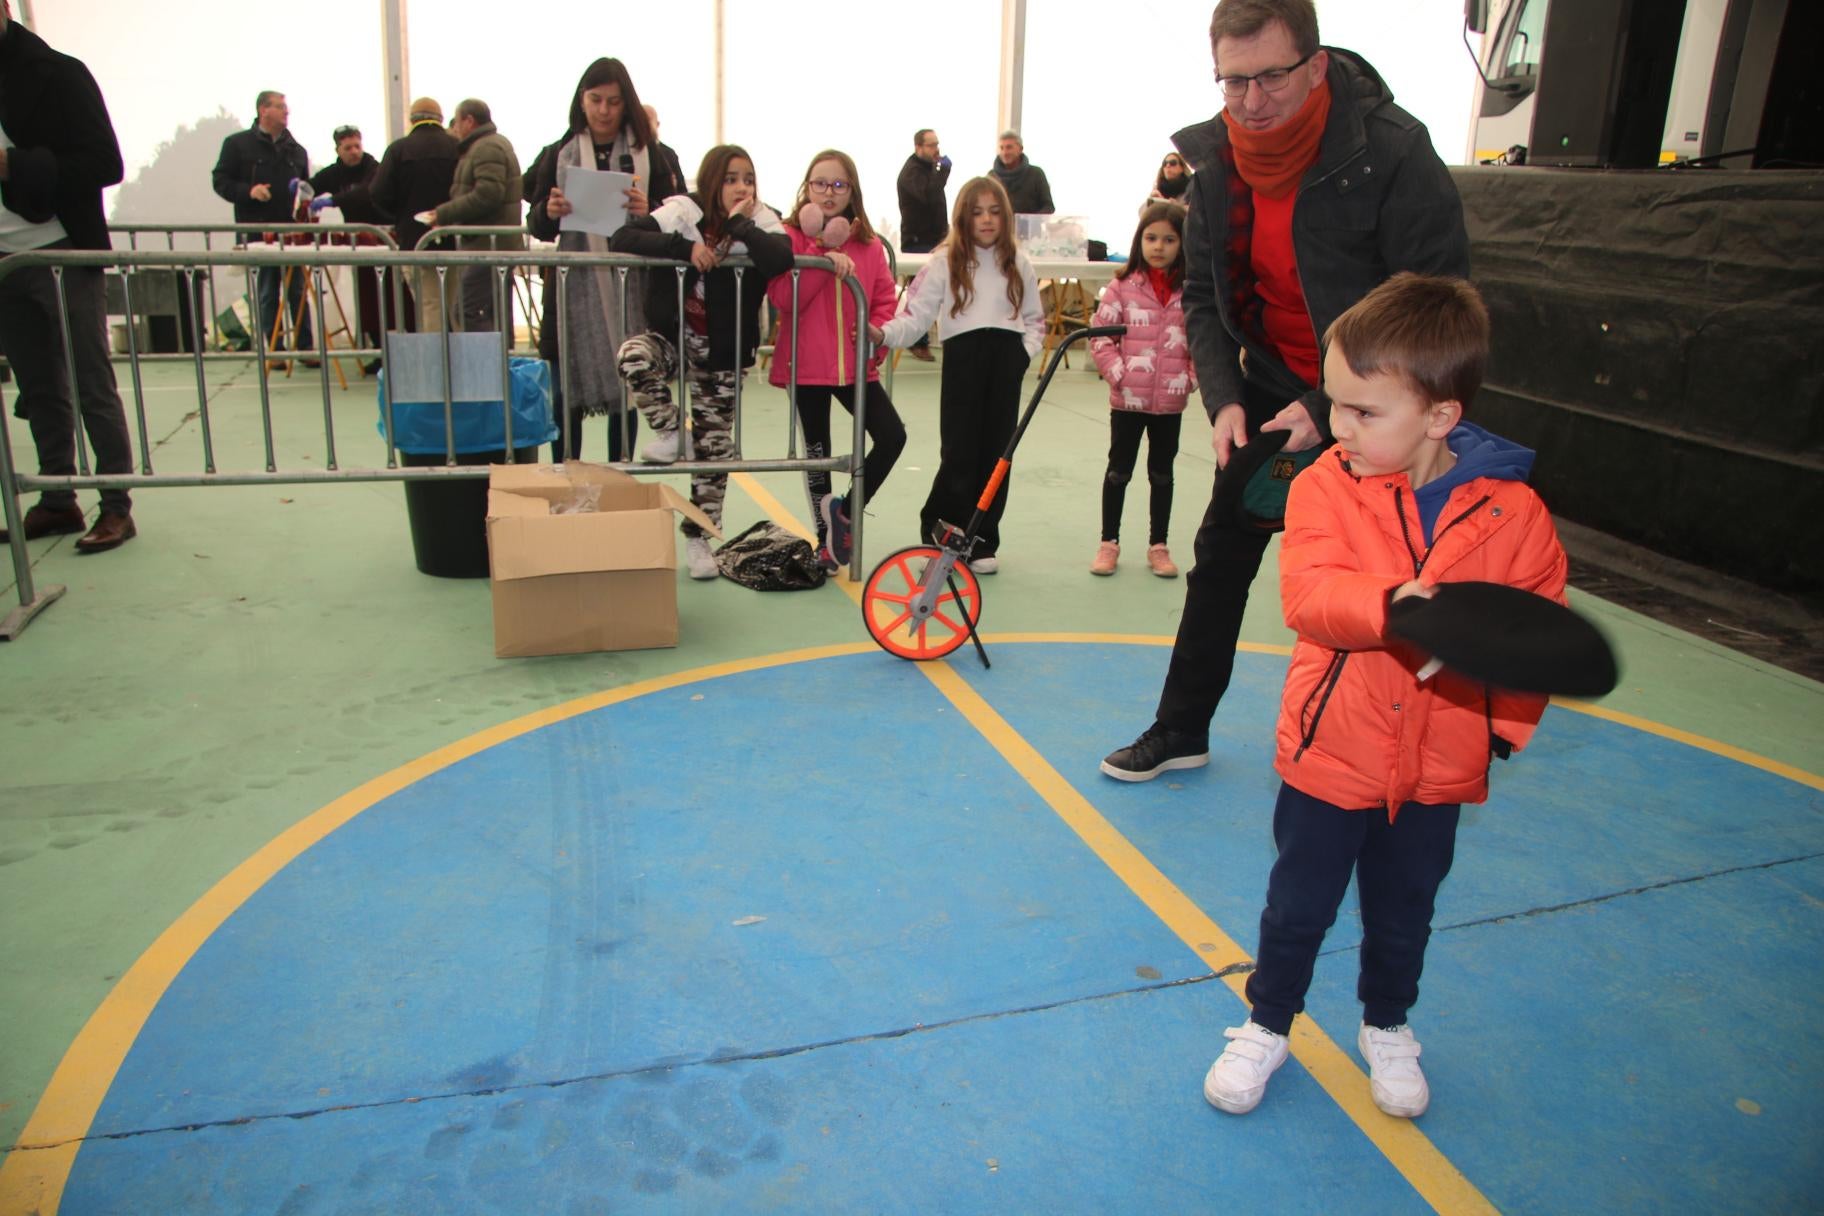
[[1147, 544, 1179, 578], [1090, 540, 1119, 576]]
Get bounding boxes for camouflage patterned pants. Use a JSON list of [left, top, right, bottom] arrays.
[[616, 329, 740, 538]]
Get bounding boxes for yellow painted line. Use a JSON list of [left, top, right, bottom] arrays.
[[915, 659, 1499, 1216], [0, 642, 875, 1216], [1554, 699, 1824, 791], [737, 472, 1495, 1213]]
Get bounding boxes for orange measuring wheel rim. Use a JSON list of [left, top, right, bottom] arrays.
[[861, 545, 984, 661]]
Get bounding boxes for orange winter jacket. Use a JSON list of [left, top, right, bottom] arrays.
[[1274, 442, 1568, 815]]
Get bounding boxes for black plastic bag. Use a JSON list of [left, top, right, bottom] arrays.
[[713, 521, 827, 591]]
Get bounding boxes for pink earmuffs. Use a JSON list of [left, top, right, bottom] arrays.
[[797, 202, 851, 249]]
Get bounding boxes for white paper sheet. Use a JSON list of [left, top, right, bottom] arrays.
[[557, 166, 635, 238]]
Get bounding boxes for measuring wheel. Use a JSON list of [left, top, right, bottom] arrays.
[[861, 545, 984, 662]]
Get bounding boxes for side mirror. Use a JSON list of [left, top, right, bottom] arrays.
[[1464, 0, 1489, 35]]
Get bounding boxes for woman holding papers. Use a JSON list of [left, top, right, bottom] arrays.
[[525, 57, 686, 462]]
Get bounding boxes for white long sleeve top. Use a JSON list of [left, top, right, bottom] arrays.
[[881, 246, 1046, 359]]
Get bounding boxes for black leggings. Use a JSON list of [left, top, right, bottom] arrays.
[[919, 328, 1029, 557], [795, 380, 907, 522], [1101, 409, 1181, 545]]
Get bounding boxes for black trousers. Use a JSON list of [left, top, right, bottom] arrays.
[[1246, 783, 1461, 1035], [0, 261, 133, 512], [795, 381, 906, 527], [1153, 379, 1287, 735], [1101, 409, 1181, 545], [919, 328, 1028, 556]]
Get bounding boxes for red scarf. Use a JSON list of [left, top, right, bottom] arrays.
[[1145, 265, 1179, 303], [1222, 78, 1331, 200]]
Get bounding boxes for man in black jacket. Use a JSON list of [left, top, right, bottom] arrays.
[[1101, 0, 1469, 782], [0, 1, 137, 551], [309, 125, 385, 364], [369, 98, 458, 331], [988, 131, 1054, 215], [212, 90, 315, 364], [896, 129, 951, 361]]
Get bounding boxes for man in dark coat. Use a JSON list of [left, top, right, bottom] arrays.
[[988, 130, 1054, 215], [896, 128, 951, 360], [212, 89, 315, 362], [1101, 0, 1470, 783], [0, 0, 138, 551], [369, 97, 459, 331], [309, 125, 384, 363]]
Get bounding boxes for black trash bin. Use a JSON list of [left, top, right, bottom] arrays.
[[382, 353, 556, 579], [400, 445, 543, 578]]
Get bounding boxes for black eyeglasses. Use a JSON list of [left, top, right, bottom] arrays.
[[1215, 51, 1316, 98], [332, 126, 361, 142]]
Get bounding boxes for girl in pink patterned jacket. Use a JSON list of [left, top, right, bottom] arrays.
[[1088, 201, 1196, 578]]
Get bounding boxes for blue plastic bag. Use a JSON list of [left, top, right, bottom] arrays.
[[377, 355, 556, 456]]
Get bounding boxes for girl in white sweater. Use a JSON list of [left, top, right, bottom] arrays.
[[875, 177, 1044, 573]]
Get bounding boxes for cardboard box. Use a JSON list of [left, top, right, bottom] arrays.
[[486, 462, 720, 658]]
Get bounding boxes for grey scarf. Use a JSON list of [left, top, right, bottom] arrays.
[[555, 129, 650, 415]]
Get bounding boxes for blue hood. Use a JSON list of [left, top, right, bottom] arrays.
[[1412, 421, 1536, 543]]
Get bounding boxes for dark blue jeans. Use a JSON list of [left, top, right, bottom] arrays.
[[256, 264, 313, 352], [1245, 783, 1461, 1034]]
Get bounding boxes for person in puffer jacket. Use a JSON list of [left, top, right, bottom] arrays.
[[1089, 201, 1197, 578], [1203, 274, 1569, 1125]]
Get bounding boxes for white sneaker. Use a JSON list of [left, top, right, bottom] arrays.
[[967, 555, 999, 575], [1358, 1023, 1429, 1118], [641, 430, 681, 464], [1203, 1020, 1289, 1114], [684, 535, 718, 581]]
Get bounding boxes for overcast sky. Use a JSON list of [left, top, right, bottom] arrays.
[[39, 0, 1483, 250]]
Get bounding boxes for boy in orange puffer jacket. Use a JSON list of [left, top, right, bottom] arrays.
[[1203, 273, 1568, 1121]]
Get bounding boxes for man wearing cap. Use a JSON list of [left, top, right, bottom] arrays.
[[434, 99, 523, 333], [212, 89, 315, 364], [309, 125, 384, 366], [369, 97, 459, 331]]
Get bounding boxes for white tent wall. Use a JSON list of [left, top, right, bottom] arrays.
[[41, 0, 1478, 266]]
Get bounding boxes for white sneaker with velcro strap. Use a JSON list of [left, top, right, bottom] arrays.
[[1202, 1020, 1289, 1114], [1358, 1023, 1430, 1117]]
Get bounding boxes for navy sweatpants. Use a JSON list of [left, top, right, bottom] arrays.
[[1245, 782, 1461, 1034]]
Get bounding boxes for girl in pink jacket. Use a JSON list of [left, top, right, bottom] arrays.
[[1088, 202, 1196, 578], [767, 149, 906, 571]]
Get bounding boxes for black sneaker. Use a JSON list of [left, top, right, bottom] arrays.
[[1100, 724, 1210, 782]]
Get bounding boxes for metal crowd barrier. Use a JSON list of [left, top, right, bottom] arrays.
[[413, 226, 545, 349], [108, 223, 403, 363], [0, 245, 871, 640]]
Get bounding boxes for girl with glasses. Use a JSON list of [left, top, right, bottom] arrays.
[[768, 149, 907, 572]]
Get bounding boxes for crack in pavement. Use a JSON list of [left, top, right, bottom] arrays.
[[7, 849, 1815, 1155], [1, 972, 1218, 1154]]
